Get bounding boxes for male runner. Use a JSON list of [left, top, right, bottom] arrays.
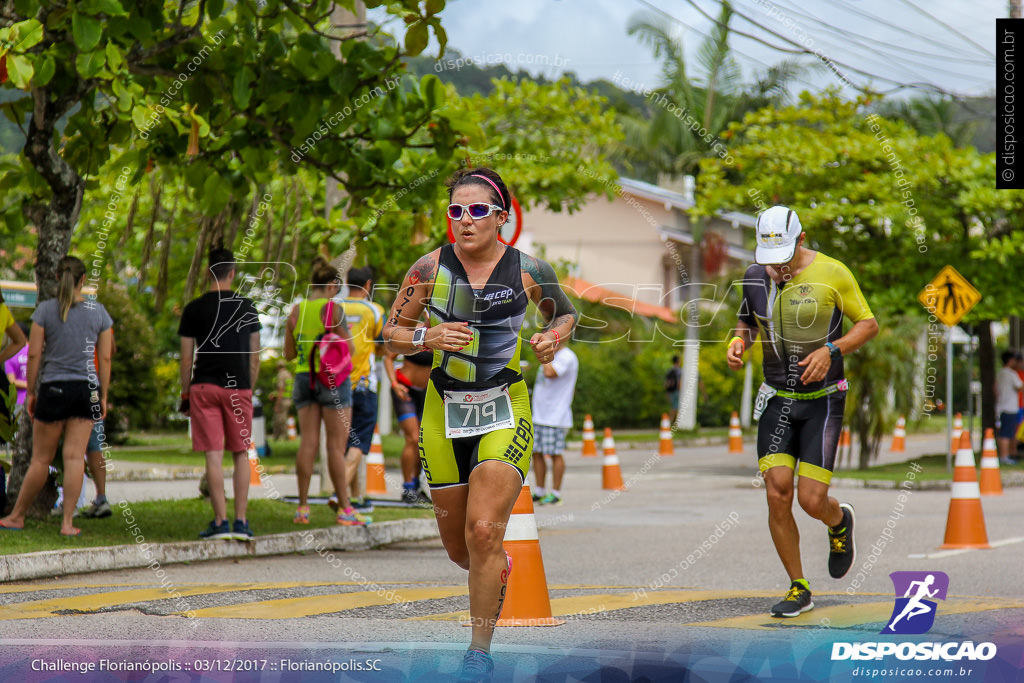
[[727, 205, 878, 617]]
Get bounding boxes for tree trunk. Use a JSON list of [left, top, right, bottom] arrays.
[[977, 320, 995, 432], [154, 194, 180, 313], [136, 179, 162, 293], [7, 87, 87, 517]]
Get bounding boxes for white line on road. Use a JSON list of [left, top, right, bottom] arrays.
[[908, 536, 1024, 560]]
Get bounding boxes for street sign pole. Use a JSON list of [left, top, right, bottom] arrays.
[[946, 327, 954, 472]]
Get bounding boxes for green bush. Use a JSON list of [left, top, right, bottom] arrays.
[[102, 286, 161, 439]]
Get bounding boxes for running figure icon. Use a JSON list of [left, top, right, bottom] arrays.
[[885, 574, 939, 632]]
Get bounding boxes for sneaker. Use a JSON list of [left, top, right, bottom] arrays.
[[770, 581, 814, 618], [327, 495, 339, 512], [82, 500, 112, 518], [199, 519, 232, 540], [402, 487, 419, 505], [456, 648, 494, 683], [538, 493, 562, 506], [337, 506, 368, 526], [531, 490, 544, 502], [351, 498, 375, 514], [828, 503, 856, 579], [232, 519, 253, 541], [293, 504, 310, 524], [414, 490, 432, 506]]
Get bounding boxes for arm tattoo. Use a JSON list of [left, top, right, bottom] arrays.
[[409, 252, 438, 287], [520, 253, 578, 331]]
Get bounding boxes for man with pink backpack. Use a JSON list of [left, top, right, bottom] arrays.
[[284, 256, 365, 526]]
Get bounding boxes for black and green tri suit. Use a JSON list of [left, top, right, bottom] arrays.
[[739, 253, 874, 485], [418, 244, 533, 488]]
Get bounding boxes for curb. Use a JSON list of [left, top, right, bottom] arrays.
[[105, 464, 294, 482], [831, 473, 1024, 490], [0, 518, 439, 583]]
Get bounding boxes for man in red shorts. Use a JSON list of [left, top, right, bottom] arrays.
[[179, 249, 262, 540]]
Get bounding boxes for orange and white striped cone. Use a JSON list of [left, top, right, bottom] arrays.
[[728, 411, 743, 453], [979, 428, 1003, 496], [286, 416, 298, 440], [840, 425, 851, 448], [951, 413, 963, 455], [247, 446, 262, 487], [365, 426, 388, 496], [939, 430, 990, 549], [496, 486, 565, 627], [659, 413, 674, 456], [602, 428, 625, 491], [890, 416, 906, 452], [581, 414, 597, 457]]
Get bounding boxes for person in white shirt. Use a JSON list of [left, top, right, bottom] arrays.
[[995, 350, 1023, 465], [531, 339, 578, 505]]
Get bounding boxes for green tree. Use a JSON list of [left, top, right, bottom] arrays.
[[0, 0, 454, 517], [696, 91, 1022, 462]]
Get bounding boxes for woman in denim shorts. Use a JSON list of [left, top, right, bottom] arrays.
[[284, 256, 365, 526]]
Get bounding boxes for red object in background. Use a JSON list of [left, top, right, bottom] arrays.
[[701, 231, 727, 275], [447, 196, 523, 246]]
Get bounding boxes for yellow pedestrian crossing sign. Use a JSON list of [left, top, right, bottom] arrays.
[[918, 265, 980, 327]]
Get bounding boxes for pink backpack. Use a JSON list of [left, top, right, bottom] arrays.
[[308, 300, 352, 391]]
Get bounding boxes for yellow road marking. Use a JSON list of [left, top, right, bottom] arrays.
[[180, 587, 466, 619], [0, 582, 339, 620], [692, 597, 1024, 630], [410, 590, 788, 622]]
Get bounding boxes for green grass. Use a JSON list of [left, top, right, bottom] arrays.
[[835, 454, 1024, 482], [0, 497, 432, 555], [108, 434, 408, 469]]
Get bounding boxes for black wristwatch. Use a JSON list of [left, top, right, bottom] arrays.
[[825, 342, 842, 361]]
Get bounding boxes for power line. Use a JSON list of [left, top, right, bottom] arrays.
[[750, 0, 991, 66], [818, 0, 988, 60], [677, 0, 985, 98], [731, 2, 983, 85], [893, 0, 994, 58]]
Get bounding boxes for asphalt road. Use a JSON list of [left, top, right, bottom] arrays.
[[2, 434, 1022, 681]]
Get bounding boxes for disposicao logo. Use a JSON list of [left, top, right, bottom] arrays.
[[831, 571, 997, 663], [883, 570, 948, 635]]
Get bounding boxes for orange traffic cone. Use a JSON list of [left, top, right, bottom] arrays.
[[659, 413, 674, 456], [890, 416, 906, 452], [979, 428, 1003, 496], [602, 428, 625, 491], [951, 413, 963, 454], [940, 430, 990, 549], [247, 446, 262, 487], [286, 416, 297, 440], [581, 415, 597, 457], [496, 486, 565, 627], [840, 425, 851, 448], [365, 426, 388, 496], [728, 412, 743, 453]]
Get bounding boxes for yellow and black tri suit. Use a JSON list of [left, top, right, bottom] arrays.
[[739, 253, 874, 485], [418, 244, 533, 488]]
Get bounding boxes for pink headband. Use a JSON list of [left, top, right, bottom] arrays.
[[470, 174, 505, 209]]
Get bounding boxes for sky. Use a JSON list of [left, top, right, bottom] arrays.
[[374, 0, 1000, 99]]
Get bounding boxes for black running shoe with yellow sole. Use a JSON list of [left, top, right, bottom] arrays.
[[771, 581, 814, 618], [828, 502, 856, 579]]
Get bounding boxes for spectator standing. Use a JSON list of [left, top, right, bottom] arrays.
[[81, 329, 116, 519], [531, 338, 578, 505], [284, 256, 365, 526], [384, 348, 432, 505], [665, 355, 682, 423], [271, 360, 292, 440], [5, 321, 29, 416], [339, 266, 385, 512], [996, 350, 1022, 465], [0, 256, 110, 536], [178, 249, 261, 540]]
